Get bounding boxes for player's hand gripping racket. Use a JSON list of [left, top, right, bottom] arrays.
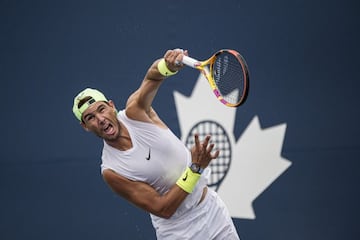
[[182, 49, 249, 107]]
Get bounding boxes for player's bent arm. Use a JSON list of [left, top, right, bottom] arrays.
[[127, 50, 184, 115], [125, 59, 166, 122], [102, 169, 188, 219]]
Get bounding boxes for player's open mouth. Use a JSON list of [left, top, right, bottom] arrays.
[[103, 123, 114, 135]]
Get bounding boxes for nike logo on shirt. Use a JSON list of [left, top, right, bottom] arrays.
[[146, 148, 151, 160]]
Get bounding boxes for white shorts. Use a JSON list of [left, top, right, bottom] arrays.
[[154, 188, 240, 240]]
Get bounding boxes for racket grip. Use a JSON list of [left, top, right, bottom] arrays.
[[182, 55, 200, 68]]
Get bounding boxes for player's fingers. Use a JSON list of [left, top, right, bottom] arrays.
[[176, 49, 188, 66], [194, 133, 200, 149], [163, 50, 173, 59], [164, 50, 177, 62], [175, 58, 183, 67], [164, 49, 184, 69], [207, 143, 215, 153], [212, 150, 220, 159], [202, 135, 211, 148], [174, 49, 185, 67]]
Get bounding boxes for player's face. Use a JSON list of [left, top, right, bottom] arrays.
[[81, 101, 120, 141]]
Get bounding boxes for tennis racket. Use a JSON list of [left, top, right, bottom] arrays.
[[182, 49, 249, 107]]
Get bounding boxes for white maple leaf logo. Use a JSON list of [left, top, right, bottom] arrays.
[[174, 73, 292, 219]]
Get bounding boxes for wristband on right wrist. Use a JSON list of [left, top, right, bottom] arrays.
[[176, 167, 201, 193]]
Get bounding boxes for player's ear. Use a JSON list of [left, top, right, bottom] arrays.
[[108, 100, 118, 114], [80, 122, 90, 132]]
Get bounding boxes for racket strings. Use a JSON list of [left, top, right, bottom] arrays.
[[213, 52, 246, 105]]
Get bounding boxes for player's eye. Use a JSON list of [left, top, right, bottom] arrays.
[[84, 115, 94, 122], [99, 106, 106, 112]]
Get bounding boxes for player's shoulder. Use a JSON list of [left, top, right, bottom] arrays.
[[102, 169, 130, 184]]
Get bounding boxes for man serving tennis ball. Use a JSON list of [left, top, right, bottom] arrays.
[[72, 49, 240, 239]]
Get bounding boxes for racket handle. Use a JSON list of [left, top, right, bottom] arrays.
[[182, 55, 200, 68]]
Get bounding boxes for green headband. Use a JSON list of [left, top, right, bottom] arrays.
[[72, 88, 108, 121]]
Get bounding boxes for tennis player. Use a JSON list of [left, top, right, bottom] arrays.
[[72, 49, 240, 239]]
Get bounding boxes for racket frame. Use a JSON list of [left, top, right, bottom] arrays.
[[182, 49, 249, 107]]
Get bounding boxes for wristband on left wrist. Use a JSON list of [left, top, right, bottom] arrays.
[[157, 58, 178, 77]]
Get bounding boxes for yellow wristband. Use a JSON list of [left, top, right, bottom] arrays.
[[157, 58, 178, 77], [176, 167, 201, 193]]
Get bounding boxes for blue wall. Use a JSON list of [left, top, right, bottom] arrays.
[[1, 0, 359, 239]]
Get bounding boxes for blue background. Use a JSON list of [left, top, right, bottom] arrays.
[[1, 0, 359, 239]]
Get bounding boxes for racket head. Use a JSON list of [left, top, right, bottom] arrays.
[[207, 49, 250, 107]]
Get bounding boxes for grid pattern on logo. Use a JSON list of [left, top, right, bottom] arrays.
[[185, 120, 232, 191]]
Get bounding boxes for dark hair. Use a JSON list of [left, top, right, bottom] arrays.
[[77, 96, 92, 109]]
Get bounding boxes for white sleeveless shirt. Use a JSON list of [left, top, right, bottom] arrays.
[[101, 110, 209, 225]]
